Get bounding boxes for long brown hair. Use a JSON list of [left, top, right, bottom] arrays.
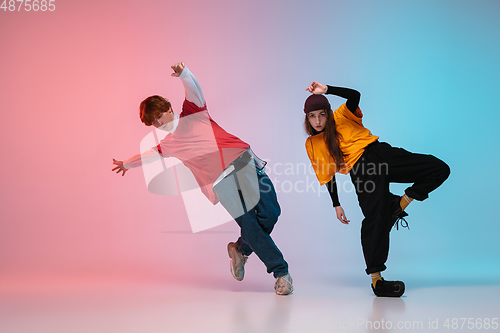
[[304, 108, 344, 170]]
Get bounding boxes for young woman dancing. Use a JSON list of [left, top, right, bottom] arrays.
[[304, 81, 450, 297]]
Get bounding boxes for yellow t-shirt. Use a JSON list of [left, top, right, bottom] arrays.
[[305, 103, 379, 184]]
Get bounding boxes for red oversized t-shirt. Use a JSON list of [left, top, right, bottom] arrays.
[[157, 99, 249, 204]]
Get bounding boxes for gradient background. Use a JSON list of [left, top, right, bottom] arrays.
[[1, 0, 499, 293]]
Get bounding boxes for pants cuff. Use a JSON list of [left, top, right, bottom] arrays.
[[366, 264, 387, 275], [273, 269, 289, 279], [236, 238, 253, 256], [405, 189, 428, 202]]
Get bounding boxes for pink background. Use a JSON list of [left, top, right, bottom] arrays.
[[1, 0, 499, 290]]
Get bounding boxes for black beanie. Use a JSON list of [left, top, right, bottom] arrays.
[[304, 94, 330, 113]]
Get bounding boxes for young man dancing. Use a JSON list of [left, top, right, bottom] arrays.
[[112, 62, 293, 295]]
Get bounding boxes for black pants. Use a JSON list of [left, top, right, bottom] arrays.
[[349, 141, 450, 274]]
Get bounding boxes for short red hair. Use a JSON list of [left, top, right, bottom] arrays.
[[139, 95, 171, 126]]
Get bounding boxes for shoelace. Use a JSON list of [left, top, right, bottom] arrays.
[[241, 256, 248, 266], [394, 216, 410, 230]]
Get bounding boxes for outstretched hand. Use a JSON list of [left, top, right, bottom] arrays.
[[112, 158, 128, 176], [335, 206, 350, 224], [171, 62, 185, 77], [306, 81, 328, 95]]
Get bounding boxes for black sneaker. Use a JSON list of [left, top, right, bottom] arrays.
[[371, 278, 405, 297], [391, 196, 409, 230]]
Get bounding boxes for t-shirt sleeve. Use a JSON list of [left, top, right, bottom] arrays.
[[305, 137, 335, 186], [337, 103, 364, 125]]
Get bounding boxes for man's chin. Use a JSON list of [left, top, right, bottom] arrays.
[[158, 124, 171, 132]]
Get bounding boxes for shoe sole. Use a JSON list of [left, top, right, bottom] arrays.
[[276, 287, 294, 295]]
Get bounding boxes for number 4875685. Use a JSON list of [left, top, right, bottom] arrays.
[[1, 0, 56, 11]]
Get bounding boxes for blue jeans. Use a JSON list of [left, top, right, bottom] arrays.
[[213, 162, 289, 278]]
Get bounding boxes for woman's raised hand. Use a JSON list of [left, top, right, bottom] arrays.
[[306, 81, 328, 95]]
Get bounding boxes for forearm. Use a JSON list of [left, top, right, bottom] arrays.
[[326, 176, 340, 207], [326, 86, 360, 113], [123, 147, 162, 169], [179, 66, 206, 108]]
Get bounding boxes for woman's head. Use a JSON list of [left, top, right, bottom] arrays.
[[304, 94, 332, 133], [305, 109, 333, 135], [303, 94, 344, 167], [303, 94, 334, 135], [306, 109, 328, 133], [304, 94, 330, 113]]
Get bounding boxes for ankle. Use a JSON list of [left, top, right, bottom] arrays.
[[400, 194, 413, 211], [371, 272, 382, 286]]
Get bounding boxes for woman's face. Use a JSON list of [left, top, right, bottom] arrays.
[[308, 109, 327, 132]]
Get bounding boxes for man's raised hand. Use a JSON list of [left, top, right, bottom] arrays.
[[171, 62, 185, 77]]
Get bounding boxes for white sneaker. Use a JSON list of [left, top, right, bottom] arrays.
[[274, 273, 293, 295], [227, 242, 248, 281]]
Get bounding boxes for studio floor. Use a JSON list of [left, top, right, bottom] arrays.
[[1, 275, 499, 333]]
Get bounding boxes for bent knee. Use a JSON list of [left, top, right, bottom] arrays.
[[438, 160, 451, 182]]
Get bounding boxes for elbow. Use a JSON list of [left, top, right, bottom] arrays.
[[353, 90, 361, 103]]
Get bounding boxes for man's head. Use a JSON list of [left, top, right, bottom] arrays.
[[140, 95, 174, 129]]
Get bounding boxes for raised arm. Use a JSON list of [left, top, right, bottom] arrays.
[[306, 81, 360, 113], [171, 62, 206, 108]]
